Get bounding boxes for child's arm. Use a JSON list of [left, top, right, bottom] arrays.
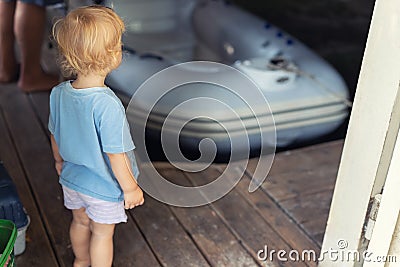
[[106, 153, 144, 209], [50, 134, 63, 175]]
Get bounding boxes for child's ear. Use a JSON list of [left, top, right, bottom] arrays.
[[111, 51, 123, 70]]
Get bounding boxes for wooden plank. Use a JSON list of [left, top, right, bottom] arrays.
[[28, 92, 51, 131], [246, 141, 342, 202], [313, 233, 325, 247], [241, 141, 340, 248], [183, 167, 309, 267], [260, 167, 337, 202], [130, 193, 210, 267], [113, 217, 160, 267], [279, 190, 334, 246], [247, 142, 340, 248], [301, 216, 331, 239], [157, 167, 259, 267], [217, 165, 321, 260], [246, 140, 343, 178], [0, 85, 77, 266], [0, 103, 59, 267], [0, 84, 158, 266]]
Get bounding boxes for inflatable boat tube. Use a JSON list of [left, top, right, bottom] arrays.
[[68, 0, 351, 161]]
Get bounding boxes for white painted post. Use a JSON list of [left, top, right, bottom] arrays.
[[386, 216, 400, 267], [363, 127, 400, 267], [319, 0, 400, 265]]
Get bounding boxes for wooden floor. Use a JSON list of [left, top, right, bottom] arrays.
[[0, 82, 344, 267]]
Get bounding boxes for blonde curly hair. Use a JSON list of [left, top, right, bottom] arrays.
[[52, 6, 125, 77]]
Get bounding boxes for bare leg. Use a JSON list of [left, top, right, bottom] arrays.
[[14, 1, 58, 92], [70, 208, 91, 267], [0, 1, 17, 82], [89, 221, 115, 267]]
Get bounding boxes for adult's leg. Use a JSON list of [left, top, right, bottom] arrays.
[[89, 221, 115, 267], [0, 0, 17, 82], [14, 1, 58, 92], [70, 208, 91, 267]]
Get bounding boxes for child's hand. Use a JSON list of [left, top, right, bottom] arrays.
[[124, 187, 144, 209], [55, 160, 63, 175]]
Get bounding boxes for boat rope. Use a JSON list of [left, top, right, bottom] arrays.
[[267, 58, 353, 108]]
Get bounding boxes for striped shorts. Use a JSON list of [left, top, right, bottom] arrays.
[[62, 186, 127, 224]]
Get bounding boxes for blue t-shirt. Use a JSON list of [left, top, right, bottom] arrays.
[[48, 81, 139, 202]]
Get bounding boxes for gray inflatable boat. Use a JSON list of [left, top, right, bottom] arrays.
[[60, 0, 351, 161]]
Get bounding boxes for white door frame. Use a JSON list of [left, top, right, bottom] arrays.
[[319, 0, 400, 266]]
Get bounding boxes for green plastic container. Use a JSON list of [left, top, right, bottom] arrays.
[[0, 220, 16, 267]]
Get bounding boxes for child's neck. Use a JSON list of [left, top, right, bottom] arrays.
[[72, 73, 107, 89]]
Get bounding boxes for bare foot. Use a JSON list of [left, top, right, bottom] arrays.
[[73, 258, 91, 267], [18, 71, 59, 92], [0, 63, 18, 83], [0, 72, 18, 83]]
